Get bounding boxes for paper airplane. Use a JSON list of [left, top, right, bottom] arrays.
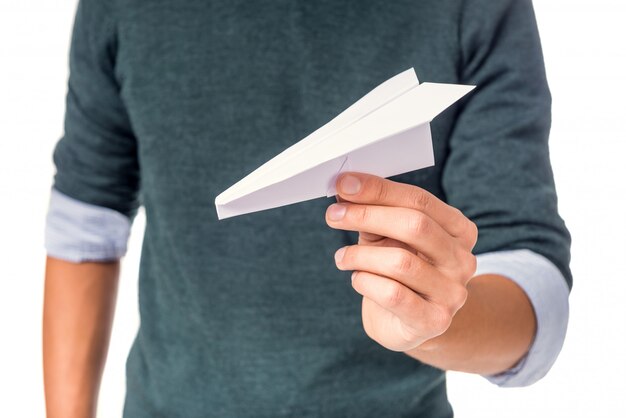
[[215, 68, 475, 220]]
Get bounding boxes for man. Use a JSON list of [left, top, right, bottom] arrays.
[[43, 0, 571, 417]]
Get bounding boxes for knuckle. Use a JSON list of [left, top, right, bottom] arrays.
[[354, 205, 372, 225], [372, 179, 389, 202], [342, 245, 356, 265], [448, 285, 468, 312], [457, 249, 477, 280], [450, 208, 468, 233], [409, 189, 431, 211], [383, 282, 405, 308], [407, 212, 429, 236], [398, 322, 421, 345], [454, 248, 476, 280], [431, 307, 453, 335], [450, 207, 464, 222], [392, 251, 414, 276], [465, 219, 479, 246]]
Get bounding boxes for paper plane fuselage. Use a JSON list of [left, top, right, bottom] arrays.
[[215, 68, 475, 220]]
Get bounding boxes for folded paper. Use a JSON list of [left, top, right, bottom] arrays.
[[215, 68, 475, 220]]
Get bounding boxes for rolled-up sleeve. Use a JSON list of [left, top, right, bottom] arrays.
[[45, 188, 132, 262], [442, 0, 572, 386], [46, 0, 140, 262], [476, 250, 570, 387]]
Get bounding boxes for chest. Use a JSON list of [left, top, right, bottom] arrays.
[[115, 0, 460, 203]]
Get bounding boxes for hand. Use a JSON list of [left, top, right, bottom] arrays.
[[326, 173, 478, 352]]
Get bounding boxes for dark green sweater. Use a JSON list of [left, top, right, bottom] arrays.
[[53, 0, 571, 416]]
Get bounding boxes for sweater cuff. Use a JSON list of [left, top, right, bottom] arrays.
[[44, 188, 132, 262], [476, 249, 570, 387]]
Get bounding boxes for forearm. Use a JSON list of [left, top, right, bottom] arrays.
[[43, 257, 120, 418], [406, 274, 536, 375]]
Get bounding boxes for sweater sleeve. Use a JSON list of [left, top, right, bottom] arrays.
[[443, 0, 572, 287], [476, 249, 570, 387], [51, 0, 140, 219]]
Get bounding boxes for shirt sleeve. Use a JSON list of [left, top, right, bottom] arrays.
[[45, 188, 132, 262], [444, 0, 572, 286], [50, 0, 140, 220], [475, 250, 569, 387]]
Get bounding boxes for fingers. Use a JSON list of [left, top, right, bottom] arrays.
[[351, 271, 432, 328], [335, 245, 464, 300], [360, 297, 425, 352], [326, 203, 460, 269], [335, 172, 477, 250], [358, 232, 415, 253], [352, 273, 455, 351], [358, 231, 386, 244], [328, 173, 478, 352]]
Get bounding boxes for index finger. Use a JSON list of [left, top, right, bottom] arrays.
[[335, 172, 474, 242]]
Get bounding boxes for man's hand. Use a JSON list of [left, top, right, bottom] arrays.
[[325, 172, 478, 352]]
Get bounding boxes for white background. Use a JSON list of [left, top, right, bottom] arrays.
[[1, 1, 625, 416]]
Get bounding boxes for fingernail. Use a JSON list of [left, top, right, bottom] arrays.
[[340, 174, 361, 195], [327, 203, 347, 221], [351, 271, 357, 282], [334, 247, 346, 263]]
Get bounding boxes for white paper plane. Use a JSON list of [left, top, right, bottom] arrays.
[[215, 68, 475, 220]]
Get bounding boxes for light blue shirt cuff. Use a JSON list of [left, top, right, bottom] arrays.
[[44, 188, 132, 262], [476, 249, 570, 387]]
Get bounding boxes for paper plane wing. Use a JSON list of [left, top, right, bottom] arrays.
[[215, 69, 475, 220]]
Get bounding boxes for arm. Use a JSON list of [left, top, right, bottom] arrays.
[[326, 0, 570, 384], [405, 273, 535, 375], [43, 0, 139, 414], [43, 258, 119, 418], [391, 0, 571, 379]]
